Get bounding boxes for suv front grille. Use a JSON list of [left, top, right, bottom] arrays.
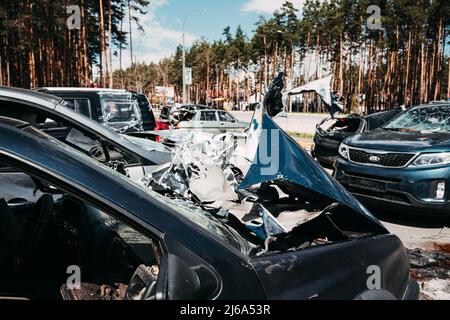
[[349, 148, 415, 167]]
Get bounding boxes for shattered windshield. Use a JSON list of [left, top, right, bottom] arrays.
[[383, 105, 450, 133], [99, 92, 141, 123]]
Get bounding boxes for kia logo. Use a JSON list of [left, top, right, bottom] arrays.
[[369, 155, 381, 163]]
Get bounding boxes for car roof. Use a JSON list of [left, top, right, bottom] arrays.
[[414, 102, 450, 108], [0, 86, 63, 109], [364, 109, 401, 119], [0, 88, 169, 164], [37, 87, 129, 93]]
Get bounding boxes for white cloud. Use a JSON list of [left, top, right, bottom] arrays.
[[240, 0, 307, 14], [113, 0, 198, 69]]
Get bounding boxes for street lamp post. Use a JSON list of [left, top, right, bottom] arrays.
[[182, 8, 206, 104]]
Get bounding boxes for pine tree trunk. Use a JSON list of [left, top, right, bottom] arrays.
[[128, 0, 134, 67], [263, 35, 268, 88], [434, 18, 444, 100], [108, 0, 113, 88], [81, 0, 89, 85], [99, 0, 107, 87], [339, 33, 344, 96], [404, 32, 412, 106]]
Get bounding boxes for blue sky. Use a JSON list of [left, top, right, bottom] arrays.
[[122, 0, 307, 68], [121, 0, 448, 69]]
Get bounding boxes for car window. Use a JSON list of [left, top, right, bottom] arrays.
[[134, 95, 155, 123], [99, 92, 140, 123], [63, 98, 92, 118], [75, 99, 92, 118], [200, 111, 217, 121], [0, 160, 162, 300], [366, 117, 381, 130], [218, 111, 235, 122], [160, 107, 170, 120]]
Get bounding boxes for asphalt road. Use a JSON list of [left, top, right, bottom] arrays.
[[372, 209, 450, 250], [231, 111, 329, 135], [320, 168, 450, 251]]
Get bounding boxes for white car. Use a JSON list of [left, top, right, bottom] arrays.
[[177, 109, 249, 133]]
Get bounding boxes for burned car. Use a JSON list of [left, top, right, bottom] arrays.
[[312, 110, 402, 168], [0, 75, 419, 300]]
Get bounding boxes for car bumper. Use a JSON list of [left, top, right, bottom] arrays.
[[334, 157, 450, 216], [402, 278, 420, 300]]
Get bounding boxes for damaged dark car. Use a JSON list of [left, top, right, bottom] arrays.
[[0, 75, 419, 300], [0, 87, 171, 198], [312, 109, 402, 169]]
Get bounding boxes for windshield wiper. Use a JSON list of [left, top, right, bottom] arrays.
[[383, 127, 419, 133], [382, 127, 402, 132]]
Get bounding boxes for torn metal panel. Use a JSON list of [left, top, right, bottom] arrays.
[[238, 107, 384, 228], [284, 75, 344, 118], [189, 165, 238, 203], [142, 73, 386, 252], [237, 74, 384, 229]]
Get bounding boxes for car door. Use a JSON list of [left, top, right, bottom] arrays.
[[196, 110, 220, 133], [218, 111, 240, 133]]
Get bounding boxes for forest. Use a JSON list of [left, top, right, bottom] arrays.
[[1, 0, 449, 112]]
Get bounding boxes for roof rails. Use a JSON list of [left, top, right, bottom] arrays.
[[37, 87, 128, 93]]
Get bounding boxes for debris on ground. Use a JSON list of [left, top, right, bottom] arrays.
[[408, 243, 450, 300]]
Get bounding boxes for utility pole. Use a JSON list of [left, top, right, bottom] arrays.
[[182, 8, 206, 104]]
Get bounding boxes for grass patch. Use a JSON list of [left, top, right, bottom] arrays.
[[287, 131, 315, 139]]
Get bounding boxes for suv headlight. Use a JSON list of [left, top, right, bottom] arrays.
[[338, 143, 350, 160], [411, 152, 450, 167]]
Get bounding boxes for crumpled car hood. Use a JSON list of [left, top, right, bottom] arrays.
[[284, 75, 343, 118], [140, 73, 386, 252], [238, 73, 383, 228], [239, 109, 383, 228]]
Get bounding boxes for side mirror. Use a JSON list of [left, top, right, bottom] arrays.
[[155, 254, 202, 300], [276, 111, 288, 119]]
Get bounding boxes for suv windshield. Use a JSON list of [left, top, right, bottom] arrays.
[[383, 105, 450, 133], [99, 92, 141, 124]]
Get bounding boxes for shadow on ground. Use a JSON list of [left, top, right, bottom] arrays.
[[368, 207, 449, 229]]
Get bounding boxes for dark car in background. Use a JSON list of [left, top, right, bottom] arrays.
[[0, 87, 171, 198], [36, 88, 144, 133], [156, 105, 174, 130], [312, 109, 402, 168], [132, 92, 156, 131], [335, 102, 450, 217]]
